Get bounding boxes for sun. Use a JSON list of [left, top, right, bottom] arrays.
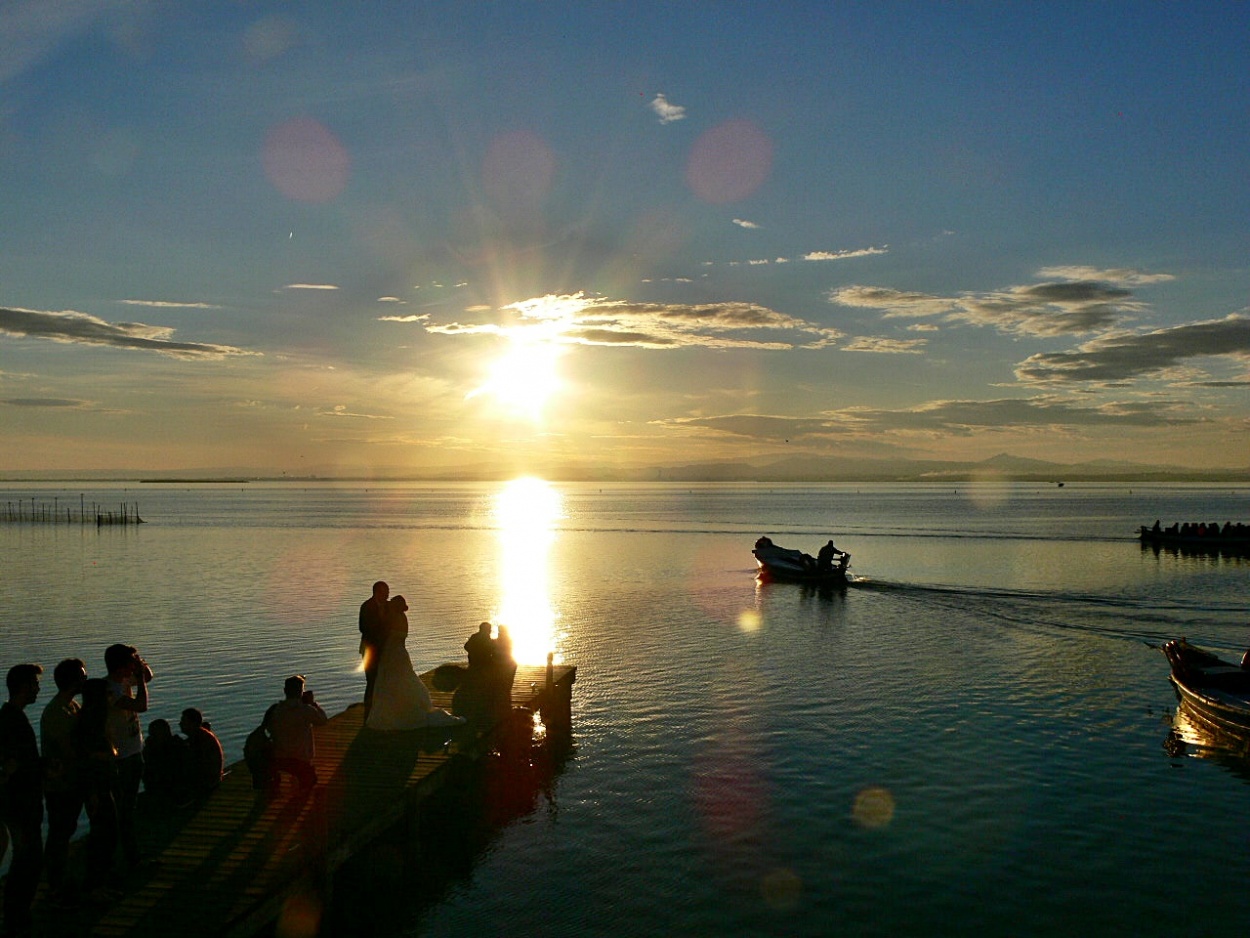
[[469, 338, 564, 421]]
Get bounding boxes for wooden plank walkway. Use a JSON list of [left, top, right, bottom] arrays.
[[33, 663, 575, 937]]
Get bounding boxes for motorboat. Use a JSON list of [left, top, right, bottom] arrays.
[[1161, 638, 1250, 735], [752, 536, 850, 586]]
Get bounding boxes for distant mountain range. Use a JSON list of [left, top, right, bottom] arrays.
[[4, 453, 1248, 483]]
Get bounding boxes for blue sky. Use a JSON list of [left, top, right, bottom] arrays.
[[2, 2, 1248, 475]]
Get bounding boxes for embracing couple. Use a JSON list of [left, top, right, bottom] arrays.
[[359, 581, 465, 731]]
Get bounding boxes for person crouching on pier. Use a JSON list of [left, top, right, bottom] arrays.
[[179, 708, 223, 801], [267, 675, 328, 798]]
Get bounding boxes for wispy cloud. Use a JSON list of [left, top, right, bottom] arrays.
[[803, 247, 888, 261], [733, 218, 761, 229], [118, 299, 222, 310], [378, 313, 430, 323], [1, 397, 89, 408], [423, 292, 842, 351], [831, 266, 1170, 337], [0, 306, 258, 360], [830, 286, 959, 317], [1035, 266, 1176, 287], [0, 0, 107, 84], [834, 397, 1203, 433], [281, 283, 340, 291], [841, 336, 928, 354], [1015, 314, 1250, 385], [662, 396, 1204, 442], [318, 404, 393, 419], [650, 93, 686, 124], [376, 296, 405, 304]]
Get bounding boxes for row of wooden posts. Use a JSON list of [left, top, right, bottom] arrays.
[[0, 496, 144, 525]]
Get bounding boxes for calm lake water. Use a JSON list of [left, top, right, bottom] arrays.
[[2, 481, 1248, 936]]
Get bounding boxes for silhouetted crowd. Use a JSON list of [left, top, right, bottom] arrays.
[[0, 644, 223, 932], [1148, 519, 1250, 539]]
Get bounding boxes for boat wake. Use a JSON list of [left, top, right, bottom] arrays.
[[845, 577, 1244, 646]]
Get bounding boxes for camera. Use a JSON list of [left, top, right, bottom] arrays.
[[133, 653, 154, 683]]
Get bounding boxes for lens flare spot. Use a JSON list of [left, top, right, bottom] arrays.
[[760, 867, 802, 910], [685, 119, 774, 204], [275, 889, 321, 938], [737, 609, 761, 632], [852, 786, 896, 829], [263, 117, 350, 203], [482, 130, 556, 218]]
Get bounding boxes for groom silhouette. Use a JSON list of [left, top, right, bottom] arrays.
[[359, 580, 390, 717]]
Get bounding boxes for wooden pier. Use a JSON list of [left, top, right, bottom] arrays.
[[33, 662, 576, 937]]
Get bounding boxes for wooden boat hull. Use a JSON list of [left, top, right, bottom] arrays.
[[1162, 639, 1250, 735]]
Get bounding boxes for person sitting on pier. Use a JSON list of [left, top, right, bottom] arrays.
[[493, 625, 518, 719], [465, 621, 495, 670], [366, 596, 466, 731], [454, 622, 499, 726], [268, 675, 328, 796], [179, 708, 223, 801], [142, 718, 188, 805]]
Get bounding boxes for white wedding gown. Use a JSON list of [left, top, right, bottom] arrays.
[[366, 615, 465, 731]]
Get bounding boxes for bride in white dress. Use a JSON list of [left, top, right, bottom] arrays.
[[366, 595, 466, 730]]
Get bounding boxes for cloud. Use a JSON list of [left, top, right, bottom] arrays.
[[0, 306, 258, 360], [649, 93, 686, 124], [954, 282, 1138, 335], [282, 283, 339, 291], [1015, 314, 1250, 385], [0, 0, 106, 85], [662, 397, 1205, 442], [1035, 266, 1176, 287], [425, 292, 842, 351], [830, 286, 959, 317], [318, 404, 393, 419], [118, 299, 222, 309], [376, 296, 405, 304], [733, 218, 761, 229], [1, 397, 89, 408], [841, 336, 928, 354], [837, 397, 1203, 434], [378, 313, 430, 323], [803, 247, 888, 261], [830, 266, 1171, 337], [661, 413, 849, 442]]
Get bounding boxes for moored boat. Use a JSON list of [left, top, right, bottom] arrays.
[[1161, 638, 1250, 735], [752, 536, 850, 586], [1139, 522, 1250, 554]]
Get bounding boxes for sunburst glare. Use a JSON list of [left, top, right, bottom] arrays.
[[468, 336, 564, 422], [492, 477, 563, 663]]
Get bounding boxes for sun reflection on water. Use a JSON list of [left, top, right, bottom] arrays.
[[492, 477, 563, 664]]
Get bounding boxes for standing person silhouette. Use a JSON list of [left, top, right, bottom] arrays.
[[0, 663, 45, 936], [41, 657, 87, 903], [359, 581, 390, 718], [104, 643, 152, 872]]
